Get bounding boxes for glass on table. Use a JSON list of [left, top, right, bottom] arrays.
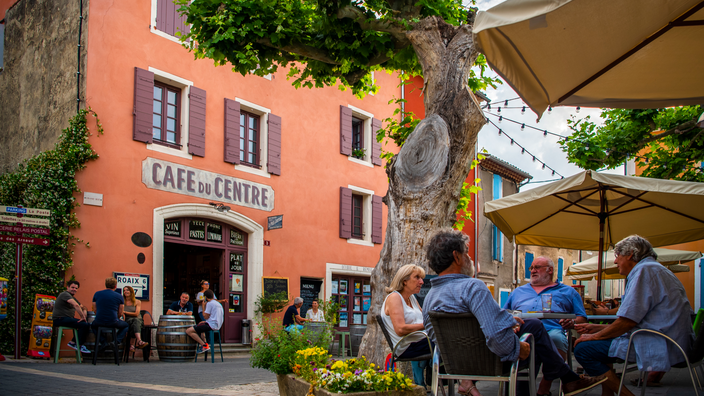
[[541, 294, 553, 312]]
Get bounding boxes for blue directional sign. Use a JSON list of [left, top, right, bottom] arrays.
[[0, 206, 51, 216]]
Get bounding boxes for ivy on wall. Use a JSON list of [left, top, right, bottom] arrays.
[[0, 109, 101, 355]]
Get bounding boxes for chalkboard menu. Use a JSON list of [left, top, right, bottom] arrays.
[[230, 252, 244, 272], [262, 277, 288, 297], [164, 220, 181, 237], [300, 278, 322, 318], [189, 220, 206, 240]]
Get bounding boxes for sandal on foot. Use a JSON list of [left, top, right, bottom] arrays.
[[136, 341, 149, 349], [129, 345, 136, 352], [459, 385, 481, 396]]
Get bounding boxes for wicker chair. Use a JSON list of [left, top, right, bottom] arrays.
[[428, 311, 536, 396]]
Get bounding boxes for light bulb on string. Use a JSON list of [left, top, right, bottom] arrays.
[[542, 164, 546, 169], [548, 106, 552, 114], [521, 123, 525, 130], [504, 100, 509, 106], [497, 107, 501, 113], [498, 116, 503, 122], [543, 130, 548, 137], [510, 139, 514, 145], [552, 170, 555, 176], [605, 149, 610, 155], [498, 129, 502, 136], [487, 104, 491, 110], [521, 148, 525, 154], [521, 106, 526, 114], [576, 106, 581, 113], [532, 156, 536, 162]]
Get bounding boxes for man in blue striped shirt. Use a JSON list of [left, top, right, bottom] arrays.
[[422, 229, 605, 396]]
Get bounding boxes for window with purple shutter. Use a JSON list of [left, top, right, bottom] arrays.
[[156, 0, 190, 37], [371, 118, 382, 166], [339, 187, 352, 239], [352, 117, 364, 159], [224, 98, 240, 164], [188, 86, 206, 157], [267, 114, 282, 175], [340, 106, 352, 156], [351, 194, 364, 239], [133, 67, 155, 144], [371, 195, 383, 244], [152, 81, 181, 147], [239, 111, 260, 168]]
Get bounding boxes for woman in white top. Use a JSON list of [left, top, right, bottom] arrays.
[[305, 300, 325, 322], [382, 264, 480, 396]]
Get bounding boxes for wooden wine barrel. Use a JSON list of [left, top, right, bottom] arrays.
[[156, 315, 197, 362]]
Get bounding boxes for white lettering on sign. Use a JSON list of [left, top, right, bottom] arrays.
[[83, 192, 104, 207], [189, 230, 205, 239], [142, 157, 275, 212], [114, 272, 150, 300]]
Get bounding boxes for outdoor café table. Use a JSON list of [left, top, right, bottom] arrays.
[[587, 315, 618, 325], [516, 312, 577, 369]]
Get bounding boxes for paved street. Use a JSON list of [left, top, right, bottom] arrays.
[[1, 354, 702, 395]]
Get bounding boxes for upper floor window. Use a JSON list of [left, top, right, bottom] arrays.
[[352, 117, 364, 158], [352, 194, 364, 239], [153, 81, 181, 148], [340, 105, 382, 167], [240, 111, 260, 168], [151, 0, 190, 44], [339, 186, 382, 246]]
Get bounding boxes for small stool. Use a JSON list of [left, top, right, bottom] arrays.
[[196, 329, 224, 363], [53, 327, 82, 364], [334, 331, 352, 358], [92, 326, 120, 365]]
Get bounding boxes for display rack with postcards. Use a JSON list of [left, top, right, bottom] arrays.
[[331, 276, 371, 330]]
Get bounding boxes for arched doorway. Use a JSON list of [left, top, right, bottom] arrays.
[[153, 204, 264, 343]]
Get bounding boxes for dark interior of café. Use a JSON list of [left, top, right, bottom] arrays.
[[162, 242, 223, 314]]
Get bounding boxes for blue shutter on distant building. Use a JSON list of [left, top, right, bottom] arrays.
[[492, 174, 503, 261], [500, 290, 511, 308], [557, 258, 564, 282], [525, 252, 534, 279]]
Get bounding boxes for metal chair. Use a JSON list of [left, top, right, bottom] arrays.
[[428, 311, 536, 396], [196, 329, 224, 363], [122, 310, 154, 363]]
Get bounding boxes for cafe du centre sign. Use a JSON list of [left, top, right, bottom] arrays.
[[142, 158, 275, 212]]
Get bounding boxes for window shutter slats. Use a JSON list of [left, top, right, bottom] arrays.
[[371, 118, 383, 166], [339, 187, 352, 239], [371, 194, 383, 244], [267, 114, 282, 175], [340, 106, 352, 156], [133, 67, 154, 144], [188, 86, 206, 157], [165, 0, 175, 35], [223, 98, 240, 164], [156, 0, 167, 32]]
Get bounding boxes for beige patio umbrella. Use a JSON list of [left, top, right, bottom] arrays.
[[484, 170, 704, 298], [473, 0, 704, 117], [565, 248, 700, 281]]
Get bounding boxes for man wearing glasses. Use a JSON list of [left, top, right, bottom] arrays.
[[503, 256, 588, 396]]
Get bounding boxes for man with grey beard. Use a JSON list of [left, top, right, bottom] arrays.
[[503, 256, 587, 395]]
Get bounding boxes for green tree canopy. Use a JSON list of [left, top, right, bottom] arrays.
[[177, 0, 496, 96], [561, 106, 704, 182]]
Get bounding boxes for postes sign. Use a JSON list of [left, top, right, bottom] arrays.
[[142, 158, 275, 212]]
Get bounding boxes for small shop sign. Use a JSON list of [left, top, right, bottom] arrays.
[[113, 272, 150, 300]]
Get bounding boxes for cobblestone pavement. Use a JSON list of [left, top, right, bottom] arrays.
[[1, 354, 702, 396]]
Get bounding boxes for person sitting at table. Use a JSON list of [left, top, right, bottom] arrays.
[[381, 264, 436, 390], [423, 229, 606, 396], [574, 235, 694, 396], [503, 256, 587, 396], [166, 292, 194, 315], [283, 297, 309, 332], [122, 286, 148, 351], [305, 299, 325, 322]]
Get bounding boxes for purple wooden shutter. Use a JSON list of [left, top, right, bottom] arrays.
[[268, 114, 282, 175], [340, 106, 352, 156], [156, 0, 189, 37], [133, 67, 154, 144], [188, 86, 206, 157], [176, 2, 190, 37], [371, 118, 383, 166], [224, 99, 240, 164], [156, 0, 167, 32], [371, 194, 383, 244], [339, 187, 352, 239]]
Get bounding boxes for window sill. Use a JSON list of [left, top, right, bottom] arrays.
[[146, 143, 193, 160], [150, 27, 185, 46], [348, 156, 373, 168], [347, 238, 374, 247], [234, 164, 270, 179]]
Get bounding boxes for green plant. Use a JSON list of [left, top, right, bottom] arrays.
[[351, 148, 366, 159], [453, 153, 485, 231], [0, 109, 102, 355], [254, 291, 290, 316]]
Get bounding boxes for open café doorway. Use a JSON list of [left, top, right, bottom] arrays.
[[163, 242, 224, 322]]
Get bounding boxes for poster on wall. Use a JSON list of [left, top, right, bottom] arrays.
[[230, 274, 244, 292], [331, 280, 338, 294], [363, 282, 371, 295], [339, 280, 348, 295], [353, 297, 361, 311], [339, 312, 348, 327], [354, 282, 361, 294], [353, 313, 362, 324], [362, 297, 371, 311], [363, 314, 367, 324], [339, 295, 348, 309]]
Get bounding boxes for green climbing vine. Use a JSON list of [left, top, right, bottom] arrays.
[[0, 109, 102, 355]]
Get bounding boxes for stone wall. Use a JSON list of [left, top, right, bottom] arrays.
[[0, 0, 88, 172]]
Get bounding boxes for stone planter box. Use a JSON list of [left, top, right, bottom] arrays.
[[276, 374, 426, 396]]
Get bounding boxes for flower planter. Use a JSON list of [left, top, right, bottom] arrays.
[[276, 374, 426, 396]]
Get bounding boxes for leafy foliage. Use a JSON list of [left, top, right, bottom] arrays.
[[0, 109, 101, 355], [453, 153, 484, 231], [561, 106, 703, 181], [254, 291, 290, 315]]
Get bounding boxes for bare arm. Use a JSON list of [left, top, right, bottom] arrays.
[[574, 317, 637, 346], [92, 302, 96, 314], [385, 293, 424, 337], [67, 299, 87, 321], [118, 304, 124, 320], [124, 300, 141, 317]]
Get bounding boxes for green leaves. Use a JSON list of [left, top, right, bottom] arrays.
[[561, 106, 704, 182]]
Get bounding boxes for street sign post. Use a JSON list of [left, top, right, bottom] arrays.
[[0, 206, 51, 359]]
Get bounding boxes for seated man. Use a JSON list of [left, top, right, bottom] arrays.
[[166, 292, 194, 315], [422, 229, 605, 396], [282, 297, 309, 332], [574, 235, 694, 396], [53, 280, 92, 354], [186, 289, 223, 354], [504, 256, 587, 395], [92, 277, 129, 348]]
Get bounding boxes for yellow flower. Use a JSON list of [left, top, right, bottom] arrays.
[[370, 363, 375, 368]]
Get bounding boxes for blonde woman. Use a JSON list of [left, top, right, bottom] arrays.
[[122, 286, 148, 350]]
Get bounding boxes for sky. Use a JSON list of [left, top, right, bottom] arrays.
[[472, 0, 625, 190]]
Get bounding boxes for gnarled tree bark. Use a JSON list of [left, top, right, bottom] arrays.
[[358, 16, 486, 367]]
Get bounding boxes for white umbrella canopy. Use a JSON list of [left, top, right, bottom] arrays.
[[473, 0, 704, 117], [484, 170, 704, 297], [565, 248, 701, 280]]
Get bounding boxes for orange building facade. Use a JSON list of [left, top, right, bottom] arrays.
[[1, 0, 402, 342]]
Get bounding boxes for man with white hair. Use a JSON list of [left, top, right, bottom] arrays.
[[283, 296, 309, 332], [503, 256, 588, 395]]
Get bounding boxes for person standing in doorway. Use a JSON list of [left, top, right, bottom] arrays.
[[196, 280, 227, 322]]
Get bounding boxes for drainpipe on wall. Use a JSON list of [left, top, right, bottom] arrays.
[[76, 0, 84, 113], [474, 141, 479, 278], [400, 72, 405, 115]]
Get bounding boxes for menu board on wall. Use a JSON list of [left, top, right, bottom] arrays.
[[300, 278, 322, 318], [262, 277, 288, 297], [230, 252, 244, 272]]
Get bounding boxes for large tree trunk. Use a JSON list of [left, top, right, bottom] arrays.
[[358, 17, 486, 366]]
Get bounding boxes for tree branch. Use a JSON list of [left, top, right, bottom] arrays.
[[640, 120, 698, 146], [256, 38, 341, 65], [336, 6, 411, 49]]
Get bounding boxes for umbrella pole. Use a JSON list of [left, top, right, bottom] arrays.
[[596, 198, 606, 300]]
